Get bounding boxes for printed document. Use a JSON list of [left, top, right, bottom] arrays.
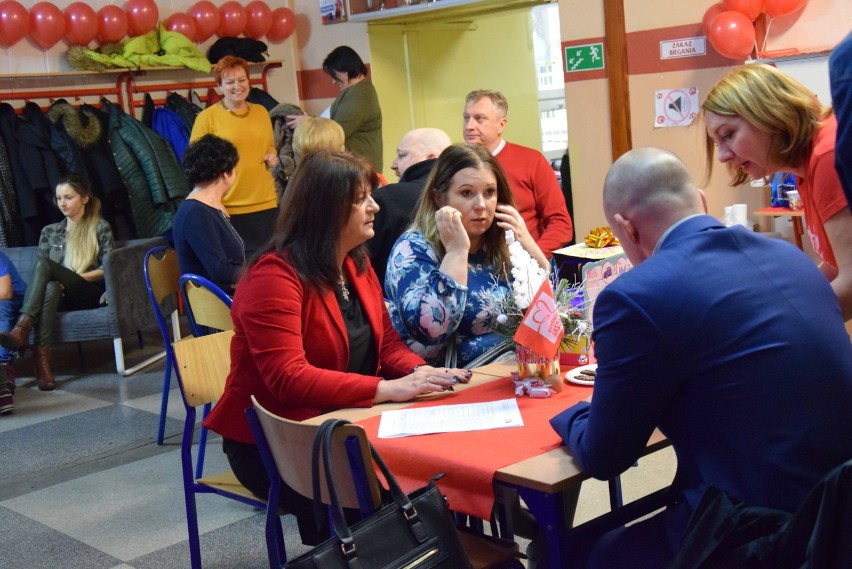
[[378, 399, 524, 438]]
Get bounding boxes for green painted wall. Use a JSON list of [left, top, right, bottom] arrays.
[[368, 9, 541, 180]]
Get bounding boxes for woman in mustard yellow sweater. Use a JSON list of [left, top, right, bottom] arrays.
[[190, 56, 279, 257]]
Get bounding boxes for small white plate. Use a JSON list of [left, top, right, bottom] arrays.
[[564, 364, 598, 386]]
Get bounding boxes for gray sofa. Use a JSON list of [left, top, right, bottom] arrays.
[[0, 237, 174, 375]]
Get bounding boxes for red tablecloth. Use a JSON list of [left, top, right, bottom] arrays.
[[358, 377, 591, 519]]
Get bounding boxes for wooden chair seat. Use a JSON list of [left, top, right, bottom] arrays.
[[248, 397, 524, 569], [174, 330, 286, 569], [197, 471, 258, 500]]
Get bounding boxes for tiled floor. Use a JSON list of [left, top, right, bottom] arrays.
[[0, 334, 317, 569], [0, 332, 676, 568]]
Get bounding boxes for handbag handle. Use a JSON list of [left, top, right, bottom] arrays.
[[311, 419, 433, 559]]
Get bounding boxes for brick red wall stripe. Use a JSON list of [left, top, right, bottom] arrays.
[[626, 23, 744, 75], [563, 24, 744, 83], [298, 64, 375, 102]]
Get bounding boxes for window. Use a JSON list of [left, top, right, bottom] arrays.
[[532, 3, 568, 161]]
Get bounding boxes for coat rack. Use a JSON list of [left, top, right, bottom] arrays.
[[123, 60, 283, 118], [0, 60, 282, 116], [0, 71, 130, 113]]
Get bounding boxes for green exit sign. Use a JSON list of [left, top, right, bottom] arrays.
[[565, 43, 605, 72]]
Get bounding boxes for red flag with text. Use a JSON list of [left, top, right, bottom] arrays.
[[513, 280, 564, 359]]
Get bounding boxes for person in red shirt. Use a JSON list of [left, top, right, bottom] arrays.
[[703, 64, 852, 321], [462, 90, 573, 257]]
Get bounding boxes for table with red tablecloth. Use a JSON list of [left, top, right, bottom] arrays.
[[306, 363, 670, 569], [357, 376, 590, 520]]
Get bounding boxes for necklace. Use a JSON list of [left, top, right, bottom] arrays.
[[219, 100, 251, 118], [338, 274, 350, 302]]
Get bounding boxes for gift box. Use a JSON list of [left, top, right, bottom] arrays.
[[559, 336, 596, 366]]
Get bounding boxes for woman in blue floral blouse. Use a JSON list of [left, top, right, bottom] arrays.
[[0, 174, 114, 391], [386, 144, 549, 367]]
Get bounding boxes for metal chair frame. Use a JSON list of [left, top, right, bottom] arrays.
[[178, 273, 234, 476], [247, 397, 523, 569], [174, 331, 285, 569], [142, 246, 183, 446], [178, 273, 233, 337]]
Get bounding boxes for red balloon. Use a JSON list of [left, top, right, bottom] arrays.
[[764, 0, 807, 17], [164, 12, 197, 42], [189, 0, 219, 43], [218, 1, 246, 37], [702, 2, 727, 34], [97, 5, 127, 43], [124, 0, 158, 37], [708, 10, 756, 59], [267, 7, 296, 43], [244, 1, 272, 40], [722, 0, 764, 21], [29, 2, 64, 49], [0, 0, 29, 48], [64, 2, 97, 46]]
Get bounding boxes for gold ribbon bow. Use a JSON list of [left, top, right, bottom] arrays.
[[584, 226, 619, 248]]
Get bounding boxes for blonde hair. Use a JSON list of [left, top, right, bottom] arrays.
[[465, 90, 509, 117], [59, 175, 102, 274], [702, 64, 829, 186], [292, 117, 345, 163], [412, 144, 513, 272]]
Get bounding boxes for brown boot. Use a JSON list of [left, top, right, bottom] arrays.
[[34, 346, 56, 391], [0, 315, 35, 350]]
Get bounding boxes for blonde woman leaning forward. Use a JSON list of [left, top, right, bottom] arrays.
[[0, 175, 115, 390], [190, 55, 279, 257], [703, 64, 852, 320]]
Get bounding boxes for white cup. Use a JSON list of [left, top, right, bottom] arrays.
[[731, 203, 748, 228], [787, 190, 803, 211]]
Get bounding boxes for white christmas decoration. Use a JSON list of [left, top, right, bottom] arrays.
[[505, 231, 547, 310]]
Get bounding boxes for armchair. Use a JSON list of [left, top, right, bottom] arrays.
[[0, 236, 174, 375]]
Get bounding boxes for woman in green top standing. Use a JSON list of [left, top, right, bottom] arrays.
[[287, 46, 383, 172]]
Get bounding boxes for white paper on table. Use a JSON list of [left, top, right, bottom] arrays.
[[377, 398, 524, 438]]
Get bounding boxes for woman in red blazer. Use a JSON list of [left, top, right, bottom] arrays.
[[203, 150, 469, 545]]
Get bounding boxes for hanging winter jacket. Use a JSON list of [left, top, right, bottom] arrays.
[[151, 106, 190, 162], [0, 103, 40, 245], [10, 102, 63, 242], [102, 98, 188, 238], [47, 101, 137, 240], [0, 135, 23, 247], [165, 91, 202, 131]]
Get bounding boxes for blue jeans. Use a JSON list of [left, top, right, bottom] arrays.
[[830, 32, 852, 210], [0, 295, 23, 362]]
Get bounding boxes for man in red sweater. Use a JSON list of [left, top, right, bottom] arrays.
[[463, 90, 573, 256]]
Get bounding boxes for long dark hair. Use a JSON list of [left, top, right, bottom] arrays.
[[411, 143, 514, 272], [252, 150, 378, 290]]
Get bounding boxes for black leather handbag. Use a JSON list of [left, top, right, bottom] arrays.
[[284, 419, 472, 569]]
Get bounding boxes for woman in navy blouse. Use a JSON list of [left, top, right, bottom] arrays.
[[173, 135, 245, 295]]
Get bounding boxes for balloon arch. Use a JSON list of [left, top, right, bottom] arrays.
[[0, 0, 296, 49]]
